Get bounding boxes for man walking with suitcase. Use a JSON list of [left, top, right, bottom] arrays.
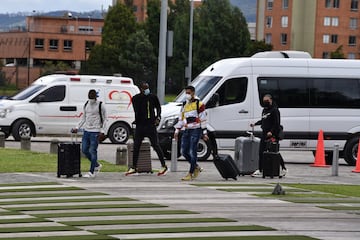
[[72, 89, 107, 178], [250, 94, 287, 177], [174, 86, 208, 181], [125, 82, 168, 176]]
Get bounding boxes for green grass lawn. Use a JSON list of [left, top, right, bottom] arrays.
[[0, 148, 126, 172]]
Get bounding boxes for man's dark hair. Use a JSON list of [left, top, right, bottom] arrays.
[[139, 81, 149, 90], [185, 85, 195, 92]]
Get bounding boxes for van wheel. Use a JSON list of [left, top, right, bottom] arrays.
[[344, 137, 358, 166], [197, 139, 211, 161], [12, 119, 33, 141], [108, 123, 130, 144], [311, 150, 333, 165]]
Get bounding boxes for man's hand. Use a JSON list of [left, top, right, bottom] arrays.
[[71, 128, 78, 133], [202, 134, 209, 141], [98, 133, 107, 142], [174, 132, 179, 141], [267, 131, 272, 137], [250, 123, 255, 127]]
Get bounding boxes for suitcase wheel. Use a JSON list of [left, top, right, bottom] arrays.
[[233, 177, 237, 180], [79, 173, 82, 177], [57, 174, 60, 178]]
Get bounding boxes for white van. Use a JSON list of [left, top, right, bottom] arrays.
[[158, 54, 360, 166], [0, 74, 140, 143]]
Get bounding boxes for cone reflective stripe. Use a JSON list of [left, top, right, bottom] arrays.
[[311, 129, 330, 167], [352, 139, 360, 173]]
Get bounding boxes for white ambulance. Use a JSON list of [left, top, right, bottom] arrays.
[[0, 74, 140, 143], [158, 51, 360, 166]]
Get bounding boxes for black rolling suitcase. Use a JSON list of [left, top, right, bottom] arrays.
[[262, 140, 281, 179], [57, 134, 81, 178], [213, 154, 240, 180]]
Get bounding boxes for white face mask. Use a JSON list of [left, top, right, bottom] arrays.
[[185, 93, 192, 101], [144, 89, 150, 95]]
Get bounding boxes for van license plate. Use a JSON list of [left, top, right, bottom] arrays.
[[290, 141, 307, 148]]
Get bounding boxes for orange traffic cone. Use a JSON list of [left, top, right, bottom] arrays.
[[352, 139, 360, 173], [311, 130, 330, 167]]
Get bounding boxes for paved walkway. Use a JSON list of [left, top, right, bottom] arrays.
[[1, 138, 360, 239]]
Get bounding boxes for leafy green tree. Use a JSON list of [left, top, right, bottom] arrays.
[[83, 3, 138, 75], [245, 40, 273, 56], [118, 30, 157, 86], [331, 45, 345, 59], [193, 0, 250, 76], [102, 3, 137, 50], [41, 61, 71, 76]]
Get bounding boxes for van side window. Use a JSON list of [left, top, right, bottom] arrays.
[[32, 85, 66, 102], [311, 78, 360, 108], [258, 77, 308, 107], [216, 77, 247, 106], [258, 77, 360, 108]]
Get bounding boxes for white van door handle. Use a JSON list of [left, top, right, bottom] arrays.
[[238, 109, 248, 114]]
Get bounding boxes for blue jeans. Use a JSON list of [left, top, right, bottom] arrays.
[[82, 131, 100, 173], [181, 128, 201, 173]]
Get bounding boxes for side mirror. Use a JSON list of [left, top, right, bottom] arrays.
[[206, 93, 219, 109]]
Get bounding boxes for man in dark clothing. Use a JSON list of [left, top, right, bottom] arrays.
[[126, 82, 168, 176], [250, 94, 287, 177]]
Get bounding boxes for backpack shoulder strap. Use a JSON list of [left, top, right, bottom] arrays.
[[99, 101, 103, 124], [84, 100, 89, 109]]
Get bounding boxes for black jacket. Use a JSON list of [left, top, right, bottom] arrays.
[[255, 104, 281, 138], [132, 93, 161, 125]]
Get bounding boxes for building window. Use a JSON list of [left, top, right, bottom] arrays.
[[266, 16, 273, 28], [282, 0, 289, 9], [265, 33, 272, 44], [281, 16, 288, 27], [333, 0, 340, 8], [49, 39, 58, 50], [324, 17, 331, 26], [325, 0, 332, 8], [78, 26, 93, 32], [35, 38, 44, 49], [331, 34, 338, 43], [281, 33, 287, 45], [323, 34, 330, 43], [63, 40, 73, 51], [351, 0, 358, 10], [322, 52, 330, 58], [332, 17, 339, 26], [350, 18, 358, 29], [349, 36, 356, 46], [267, 0, 273, 10], [348, 53, 356, 59]]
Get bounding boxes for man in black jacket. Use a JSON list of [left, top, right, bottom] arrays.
[[250, 94, 287, 177], [126, 82, 168, 176]]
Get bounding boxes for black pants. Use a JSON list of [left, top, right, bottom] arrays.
[[132, 124, 166, 168], [259, 134, 286, 171]]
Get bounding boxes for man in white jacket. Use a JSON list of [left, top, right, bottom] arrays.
[[73, 89, 106, 178]]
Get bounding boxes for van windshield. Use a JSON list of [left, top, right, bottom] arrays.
[[9, 84, 46, 100], [175, 76, 222, 102]]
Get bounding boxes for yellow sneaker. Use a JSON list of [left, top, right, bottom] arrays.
[[181, 173, 193, 181], [193, 166, 203, 179], [125, 168, 137, 176]]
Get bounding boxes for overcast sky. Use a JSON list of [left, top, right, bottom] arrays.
[[0, 0, 113, 13]]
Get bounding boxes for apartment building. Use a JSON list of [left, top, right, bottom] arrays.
[[0, 15, 104, 87], [257, 0, 360, 59]]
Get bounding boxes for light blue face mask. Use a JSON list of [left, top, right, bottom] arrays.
[[144, 89, 150, 95]]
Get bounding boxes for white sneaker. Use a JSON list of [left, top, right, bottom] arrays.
[[280, 169, 287, 177], [251, 169, 262, 177], [83, 172, 96, 178], [95, 164, 102, 174]]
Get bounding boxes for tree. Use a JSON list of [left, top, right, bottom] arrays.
[[193, 0, 250, 76], [331, 45, 345, 59], [118, 30, 157, 86], [245, 40, 273, 56], [83, 3, 138, 75]]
